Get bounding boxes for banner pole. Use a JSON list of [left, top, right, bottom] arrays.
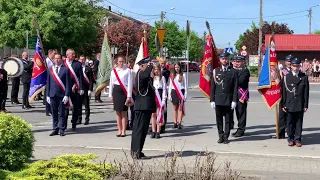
[[275, 104, 280, 139]]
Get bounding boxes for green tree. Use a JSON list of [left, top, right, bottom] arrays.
[[148, 21, 185, 58], [181, 30, 203, 61], [234, 22, 257, 51], [314, 30, 320, 34]]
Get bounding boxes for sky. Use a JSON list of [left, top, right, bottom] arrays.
[[101, 0, 320, 49]]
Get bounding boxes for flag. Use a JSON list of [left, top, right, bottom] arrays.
[[95, 32, 113, 95], [155, 32, 160, 52], [257, 35, 281, 109], [199, 35, 220, 98], [28, 36, 47, 102], [133, 37, 148, 73]]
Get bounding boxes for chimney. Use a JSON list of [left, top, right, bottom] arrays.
[[108, 6, 111, 11]]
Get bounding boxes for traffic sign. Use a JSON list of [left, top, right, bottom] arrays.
[[28, 36, 37, 49], [224, 47, 233, 54], [240, 50, 248, 57]]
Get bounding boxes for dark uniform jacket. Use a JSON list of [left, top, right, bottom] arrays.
[[93, 59, 99, 82], [134, 65, 156, 112], [67, 60, 84, 92], [210, 66, 238, 106], [82, 65, 94, 92], [21, 59, 34, 84], [162, 67, 170, 83], [236, 66, 250, 101], [280, 71, 309, 112], [0, 69, 8, 93]]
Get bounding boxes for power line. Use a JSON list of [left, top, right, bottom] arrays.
[[312, 16, 319, 30], [103, 0, 158, 17]]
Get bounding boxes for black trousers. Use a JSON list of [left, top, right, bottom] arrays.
[[22, 83, 30, 106], [0, 89, 7, 110], [78, 91, 90, 121], [160, 99, 168, 132], [95, 91, 101, 101], [127, 94, 136, 127], [215, 105, 233, 139], [235, 101, 247, 134], [287, 111, 304, 143], [278, 104, 287, 138], [11, 77, 20, 102], [65, 92, 79, 126], [131, 110, 152, 157]]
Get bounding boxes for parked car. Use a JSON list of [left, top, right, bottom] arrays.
[[179, 61, 200, 72]]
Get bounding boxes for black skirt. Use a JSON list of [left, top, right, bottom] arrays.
[[112, 85, 128, 112], [171, 89, 185, 105]]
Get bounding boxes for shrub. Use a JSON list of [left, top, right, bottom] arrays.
[[0, 113, 35, 171], [249, 66, 258, 77], [7, 154, 118, 180]]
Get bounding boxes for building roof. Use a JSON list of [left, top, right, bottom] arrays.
[[265, 34, 320, 51]]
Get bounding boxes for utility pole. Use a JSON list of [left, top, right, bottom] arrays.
[[258, 0, 263, 74], [159, 11, 165, 57], [309, 8, 312, 34]]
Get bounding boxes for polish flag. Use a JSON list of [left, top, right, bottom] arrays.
[[133, 38, 149, 73]]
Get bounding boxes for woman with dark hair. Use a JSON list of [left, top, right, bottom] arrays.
[[108, 56, 133, 137], [168, 62, 187, 129]]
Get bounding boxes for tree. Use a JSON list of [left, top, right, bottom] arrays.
[[234, 22, 257, 51], [181, 30, 203, 61], [314, 30, 320, 34], [148, 21, 185, 58]]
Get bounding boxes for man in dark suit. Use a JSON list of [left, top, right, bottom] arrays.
[[131, 56, 156, 159], [64, 49, 84, 130], [160, 57, 170, 134], [280, 58, 309, 147], [210, 52, 238, 144], [0, 67, 8, 113], [10, 54, 21, 104], [93, 53, 102, 103], [78, 55, 93, 125], [47, 54, 71, 136], [21, 52, 34, 109], [231, 56, 250, 137]]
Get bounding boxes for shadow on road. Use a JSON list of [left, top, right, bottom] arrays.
[[162, 124, 215, 138]]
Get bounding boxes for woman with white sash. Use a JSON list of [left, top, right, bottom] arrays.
[[150, 63, 167, 139], [168, 62, 187, 129], [108, 56, 133, 137]]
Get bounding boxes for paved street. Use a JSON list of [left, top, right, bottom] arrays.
[[4, 84, 320, 179]]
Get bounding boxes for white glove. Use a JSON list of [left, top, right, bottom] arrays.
[[183, 95, 187, 102], [46, 97, 51, 105], [62, 96, 69, 104], [168, 96, 172, 101], [161, 101, 166, 107], [88, 91, 92, 96], [231, 102, 237, 110], [210, 102, 215, 109], [80, 90, 84, 95]]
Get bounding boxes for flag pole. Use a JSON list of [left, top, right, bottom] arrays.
[[186, 20, 190, 89], [275, 104, 280, 139]]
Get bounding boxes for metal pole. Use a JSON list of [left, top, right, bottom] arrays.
[[160, 11, 164, 57], [258, 0, 263, 74], [186, 36, 190, 89], [309, 8, 312, 34]]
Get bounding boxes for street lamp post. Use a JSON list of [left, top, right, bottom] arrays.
[[111, 46, 118, 60], [309, 4, 320, 34]]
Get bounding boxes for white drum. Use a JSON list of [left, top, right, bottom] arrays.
[[1, 57, 24, 77]]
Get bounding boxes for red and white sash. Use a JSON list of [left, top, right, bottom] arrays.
[[155, 88, 165, 124], [238, 88, 249, 103], [64, 59, 80, 92], [50, 67, 73, 107], [170, 74, 185, 116], [83, 67, 90, 86], [113, 68, 128, 94], [282, 69, 289, 76]]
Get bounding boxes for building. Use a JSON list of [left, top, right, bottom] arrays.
[[265, 34, 320, 62], [105, 6, 145, 25]]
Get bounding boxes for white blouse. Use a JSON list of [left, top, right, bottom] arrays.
[[168, 73, 187, 100], [108, 66, 132, 98], [153, 76, 167, 101]]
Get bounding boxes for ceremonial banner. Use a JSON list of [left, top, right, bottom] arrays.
[[29, 36, 47, 101], [95, 32, 113, 95], [133, 37, 148, 73], [257, 35, 281, 109], [198, 35, 220, 98], [156, 29, 166, 47]]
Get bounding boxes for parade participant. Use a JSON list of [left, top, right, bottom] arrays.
[[278, 55, 294, 139], [0, 66, 8, 113], [131, 56, 155, 159], [168, 62, 187, 129], [93, 53, 102, 103], [64, 49, 84, 130], [210, 52, 238, 144], [150, 63, 167, 139], [127, 58, 136, 130], [47, 54, 71, 137], [78, 55, 94, 125], [159, 57, 170, 133], [10, 54, 21, 105], [280, 58, 309, 147], [21, 52, 34, 109], [108, 56, 133, 137], [44, 49, 57, 116], [231, 56, 250, 137]]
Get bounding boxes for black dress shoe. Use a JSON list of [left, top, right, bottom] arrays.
[[60, 131, 65, 136], [72, 124, 76, 130], [27, 105, 34, 109], [231, 130, 238, 136], [223, 139, 230, 144], [84, 120, 89, 125], [155, 132, 161, 139], [160, 129, 165, 134], [177, 123, 182, 129], [173, 123, 178, 129], [140, 152, 146, 158], [150, 132, 156, 139], [46, 112, 51, 116], [217, 138, 224, 144], [49, 131, 59, 136]]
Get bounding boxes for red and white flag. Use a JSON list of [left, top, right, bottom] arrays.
[[133, 38, 149, 73]]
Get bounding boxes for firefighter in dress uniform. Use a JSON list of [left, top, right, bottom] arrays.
[[280, 58, 309, 147], [210, 52, 238, 144]]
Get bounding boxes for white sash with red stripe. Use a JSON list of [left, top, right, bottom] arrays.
[[155, 88, 165, 124], [238, 88, 249, 103], [113, 68, 134, 105], [170, 75, 185, 116], [64, 59, 80, 92], [83, 67, 90, 86], [50, 67, 73, 107]]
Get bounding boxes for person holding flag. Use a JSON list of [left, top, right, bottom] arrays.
[[21, 52, 34, 109]]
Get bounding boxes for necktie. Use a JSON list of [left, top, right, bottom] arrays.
[[56, 67, 59, 74]]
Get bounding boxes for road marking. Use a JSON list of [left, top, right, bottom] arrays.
[[187, 99, 320, 106]]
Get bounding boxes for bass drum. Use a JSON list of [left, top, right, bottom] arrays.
[[1, 57, 24, 77]]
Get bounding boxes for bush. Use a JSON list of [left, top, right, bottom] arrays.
[[249, 66, 258, 77], [0, 113, 35, 171], [6, 154, 118, 180]]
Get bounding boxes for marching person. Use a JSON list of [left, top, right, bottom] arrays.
[[93, 53, 102, 103], [0, 66, 8, 113], [278, 55, 294, 139], [231, 56, 250, 137], [78, 55, 94, 125], [127, 58, 136, 130], [10, 54, 21, 105], [44, 49, 57, 116], [159, 57, 170, 133], [210, 52, 238, 144], [47, 54, 71, 137], [131, 56, 155, 159], [150, 63, 167, 139], [280, 58, 309, 147], [64, 49, 84, 130], [21, 52, 34, 109], [168, 62, 187, 129], [108, 56, 133, 137]]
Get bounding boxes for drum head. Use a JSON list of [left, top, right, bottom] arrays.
[[1, 57, 24, 77]]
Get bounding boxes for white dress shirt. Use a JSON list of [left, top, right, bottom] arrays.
[[108, 66, 132, 98], [153, 76, 167, 101], [54, 65, 62, 74], [168, 73, 187, 100], [46, 57, 54, 69]]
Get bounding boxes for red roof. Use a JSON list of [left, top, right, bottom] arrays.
[[265, 34, 320, 51]]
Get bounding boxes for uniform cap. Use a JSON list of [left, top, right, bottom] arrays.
[[291, 58, 301, 65], [219, 52, 230, 58], [285, 55, 294, 62], [137, 56, 153, 65]]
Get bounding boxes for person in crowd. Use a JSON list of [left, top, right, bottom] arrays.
[[159, 57, 170, 133], [21, 52, 34, 109], [93, 53, 102, 103], [126, 58, 136, 130], [0, 65, 9, 113], [10, 54, 21, 105], [44, 49, 57, 116]]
